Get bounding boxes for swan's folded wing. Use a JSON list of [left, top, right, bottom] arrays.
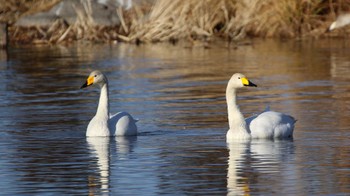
[[249, 111, 295, 139], [245, 106, 270, 126], [109, 112, 138, 136]]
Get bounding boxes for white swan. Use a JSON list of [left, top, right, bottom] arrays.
[[81, 70, 138, 137], [226, 73, 296, 141], [328, 13, 350, 31]]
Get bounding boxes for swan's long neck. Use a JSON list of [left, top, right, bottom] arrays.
[[96, 82, 110, 120], [226, 87, 248, 132]]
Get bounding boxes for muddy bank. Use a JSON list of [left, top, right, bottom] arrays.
[[2, 0, 350, 45]]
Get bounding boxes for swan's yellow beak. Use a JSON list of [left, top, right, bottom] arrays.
[[81, 76, 94, 89], [242, 77, 257, 87]]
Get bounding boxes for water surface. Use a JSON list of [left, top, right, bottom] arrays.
[[0, 39, 349, 195]]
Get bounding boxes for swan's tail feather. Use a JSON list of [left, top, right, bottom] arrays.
[[287, 115, 297, 124]]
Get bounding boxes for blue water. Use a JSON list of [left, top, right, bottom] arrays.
[[0, 40, 349, 195]]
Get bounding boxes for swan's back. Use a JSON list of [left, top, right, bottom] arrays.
[[109, 112, 138, 136], [248, 111, 295, 139]]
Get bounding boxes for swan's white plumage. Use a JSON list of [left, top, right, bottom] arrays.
[[226, 73, 295, 142], [249, 110, 295, 139], [81, 70, 137, 137], [329, 13, 350, 31], [109, 111, 137, 136]]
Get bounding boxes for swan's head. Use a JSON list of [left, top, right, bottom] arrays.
[[81, 70, 107, 89], [228, 73, 257, 89]]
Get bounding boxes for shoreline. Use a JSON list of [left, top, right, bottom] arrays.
[[1, 0, 350, 45]]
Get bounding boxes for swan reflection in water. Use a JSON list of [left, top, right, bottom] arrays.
[[86, 136, 137, 195], [115, 136, 137, 158], [227, 139, 295, 196]]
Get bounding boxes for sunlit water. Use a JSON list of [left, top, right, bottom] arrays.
[[0, 39, 349, 195]]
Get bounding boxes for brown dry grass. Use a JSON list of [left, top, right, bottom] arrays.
[[126, 0, 234, 42], [4, 0, 350, 44], [9, 0, 116, 44], [125, 0, 350, 43], [230, 0, 350, 38], [0, 0, 61, 23]]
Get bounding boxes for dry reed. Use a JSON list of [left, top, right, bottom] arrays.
[[0, 0, 61, 24], [126, 0, 350, 43], [127, 0, 234, 42], [5, 0, 350, 44]]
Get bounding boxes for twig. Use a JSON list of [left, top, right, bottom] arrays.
[[57, 25, 72, 43]]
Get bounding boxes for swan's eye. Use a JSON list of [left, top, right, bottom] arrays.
[[94, 75, 97, 77], [238, 77, 241, 79]]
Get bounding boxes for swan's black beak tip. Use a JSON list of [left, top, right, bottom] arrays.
[[250, 82, 257, 87], [246, 80, 257, 87], [80, 82, 88, 89]]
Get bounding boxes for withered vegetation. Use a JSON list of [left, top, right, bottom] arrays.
[[2, 0, 350, 44]]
